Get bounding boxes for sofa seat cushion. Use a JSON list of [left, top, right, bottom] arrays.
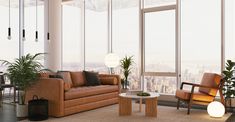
[[65, 85, 118, 100], [176, 89, 214, 102]]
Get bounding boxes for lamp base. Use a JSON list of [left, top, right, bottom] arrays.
[[109, 68, 115, 74]]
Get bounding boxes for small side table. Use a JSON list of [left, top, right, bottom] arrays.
[[119, 92, 160, 117]]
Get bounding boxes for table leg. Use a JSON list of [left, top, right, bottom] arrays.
[[139, 98, 142, 112], [119, 96, 132, 116], [145, 97, 157, 117]]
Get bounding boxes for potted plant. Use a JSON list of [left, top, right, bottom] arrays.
[[0, 53, 45, 117], [120, 56, 134, 89], [222, 60, 235, 107]]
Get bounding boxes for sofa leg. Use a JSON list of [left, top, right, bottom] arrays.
[[177, 99, 180, 110]]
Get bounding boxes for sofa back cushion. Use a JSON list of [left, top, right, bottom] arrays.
[[70, 71, 86, 87], [83, 71, 101, 86], [199, 73, 221, 96]]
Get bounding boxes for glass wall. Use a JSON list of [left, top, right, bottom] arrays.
[[24, 4, 44, 61], [225, 0, 235, 61], [144, 10, 175, 73], [144, 8, 176, 94], [0, 3, 19, 71], [85, 0, 108, 73], [112, 0, 140, 90], [62, 4, 83, 71], [181, 0, 221, 89]]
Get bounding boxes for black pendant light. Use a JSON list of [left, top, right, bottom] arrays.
[[7, 0, 11, 40], [35, 0, 38, 42], [47, 0, 50, 42]]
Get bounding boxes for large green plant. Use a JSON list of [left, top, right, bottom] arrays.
[[120, 56, 134, 89], [222, 60, 235, 99], [0, 53, 45, 104]]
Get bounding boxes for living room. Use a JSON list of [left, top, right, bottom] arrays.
[[0, 0, 234, 122]]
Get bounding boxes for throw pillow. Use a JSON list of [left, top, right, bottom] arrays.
[[70, 71, 86, 87], [100, 77, 118, 85], [57, 71, 73, 87], [83, 71, 101, 86]]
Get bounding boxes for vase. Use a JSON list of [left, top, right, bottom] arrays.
[[16, 104, 28, 117]]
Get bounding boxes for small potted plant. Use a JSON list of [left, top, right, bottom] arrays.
[[222, 60, 235, 107], [1, 53, 45, 117], [120, 56, 134, 89]]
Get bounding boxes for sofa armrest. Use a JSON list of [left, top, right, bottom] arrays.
[[98, 74, 121, 93], [25, 78, 64, 117]]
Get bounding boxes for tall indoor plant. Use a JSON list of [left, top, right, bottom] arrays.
[[0, 53, 45, 117], [120, 56, 134, 89], [222, 60, 235, 107]]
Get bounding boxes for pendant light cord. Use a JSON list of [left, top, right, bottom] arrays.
[[7, 0, 11, 40], [36, 0, 38, 31], [47, 0, 50, 40], [35, 0, 38, 41], [22, 0, 25, 40], [9, 0, 10, 28]]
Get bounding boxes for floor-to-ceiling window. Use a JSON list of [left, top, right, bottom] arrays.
[[225, 0, 235, 61], [0, 2, 19, 71], [112, 0, 140, 90], [181, 0, 221, 90], [62, 2, 83, 71], [60, 0, 234, 96], [24, 2, 44, 62], [142, 1, 177, 94], [85, 0, 108, 73]]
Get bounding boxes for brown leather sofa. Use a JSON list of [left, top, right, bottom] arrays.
[[25, 71, 121, 117]]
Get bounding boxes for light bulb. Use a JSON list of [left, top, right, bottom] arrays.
[[8, 36, 11, 40], [23, 37, 26, 41], [35, 38, 38, 42]]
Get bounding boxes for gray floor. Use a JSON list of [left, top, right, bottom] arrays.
[[0, 104, 17, 122], [0, 101, 234, 122]]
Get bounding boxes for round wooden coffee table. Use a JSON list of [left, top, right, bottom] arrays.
[[119, 92, 160, 117]]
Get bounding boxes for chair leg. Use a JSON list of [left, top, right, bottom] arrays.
[[177, 99, 180, 110], [187, 100, 192, 115]]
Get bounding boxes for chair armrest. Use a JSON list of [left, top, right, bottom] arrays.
[[25, 78, 64, 117], [98, 74, 121, 93], [180, 82, 218, 90], [181, 82, 219, 96], [180, 82, 200, 89]]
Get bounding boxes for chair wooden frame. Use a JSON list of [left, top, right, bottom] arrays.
[[176, 81, 225, 114]]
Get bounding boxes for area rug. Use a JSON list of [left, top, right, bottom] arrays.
[[21, 103, 231, 122]]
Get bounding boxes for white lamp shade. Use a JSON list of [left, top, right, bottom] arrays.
[[207, 101, 225, 118], [105, 53, 119, 68]]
